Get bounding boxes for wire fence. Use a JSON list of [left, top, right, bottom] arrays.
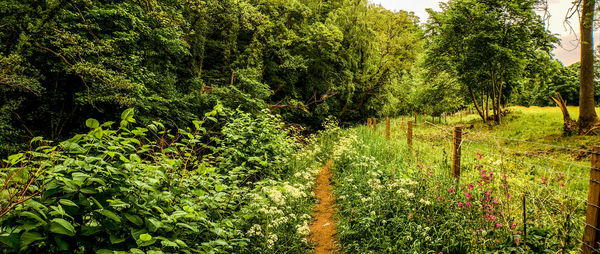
[[367, 116, 600, 253]]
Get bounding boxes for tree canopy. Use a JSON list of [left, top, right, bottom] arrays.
[[424, 0, 556, 123], [0, 0, 422, 156]]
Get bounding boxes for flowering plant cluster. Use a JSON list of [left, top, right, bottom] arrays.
[[328, 125, 584, 253]]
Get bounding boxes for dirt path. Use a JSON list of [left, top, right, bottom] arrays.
[[308, 161, 341, 254]]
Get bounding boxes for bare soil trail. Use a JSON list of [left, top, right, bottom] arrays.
[[308, 161, 341, 254]]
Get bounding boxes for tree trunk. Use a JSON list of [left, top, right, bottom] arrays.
[[485, 88, 490, 120], [552, 92, 578, 133], [482, 88, 487, 120], [578, 0, 598, 130], [491, 86, 497, 123], [469, 86, 486, 123], [497, 72, 504, 124]]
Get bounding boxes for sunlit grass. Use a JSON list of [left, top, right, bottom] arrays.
[[330, 107, 598, 252]]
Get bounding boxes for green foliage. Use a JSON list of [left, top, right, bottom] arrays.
[[512, 58, 600, 107], [0, 0, 423, 157], [0, 107, 321, 253], [388, 57, 466, 116], [425, 0, 556, 121], [326, 116, 585, 253], [216, 109, 299, 181]]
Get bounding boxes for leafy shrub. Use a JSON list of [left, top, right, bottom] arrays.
[[215, 109, 299, 181], [0, 107, 321, 254]]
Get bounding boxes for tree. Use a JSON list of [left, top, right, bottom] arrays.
[[0, 0, 423, 156], [425, 0, 555, 124], [541, 0, 600, 133], [578, 0, 598, 130]]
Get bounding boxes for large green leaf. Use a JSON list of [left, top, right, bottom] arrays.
[[139, 233, 152, 241], [49, 218, 76, 236], [121, 108, 135, 122], [19, 232, 45, 248], [124, 213, 144, 226], [59, 199, 78, 208], [146, 218, 162, 232], [99, 210, 121, 223], [19, 212, 47, 225], [86, 118, 100, 128]]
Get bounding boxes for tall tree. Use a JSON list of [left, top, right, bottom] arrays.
[[425, 0, 555, 124], [578, 0, 598, 129]]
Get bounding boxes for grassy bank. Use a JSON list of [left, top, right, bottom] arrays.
[[329, 107, 597, 253]]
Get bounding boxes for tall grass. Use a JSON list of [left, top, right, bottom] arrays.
[[328, 107, 595, 253]]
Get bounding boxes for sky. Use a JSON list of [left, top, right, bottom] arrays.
[[369, 0, 596, 66]]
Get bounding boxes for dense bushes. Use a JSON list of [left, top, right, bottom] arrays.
[[0, 107, 325, 253], [216, 109, 299, 181]]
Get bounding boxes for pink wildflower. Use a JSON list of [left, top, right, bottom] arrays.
[[496, 223, 502, 228], [541, 177, 547, 184], [465, 192, 472, 199], [516, 238, 520, 244]]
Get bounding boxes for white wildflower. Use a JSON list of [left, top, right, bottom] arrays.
[[247, 224, 262, 237]]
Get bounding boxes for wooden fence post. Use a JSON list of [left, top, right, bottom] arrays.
[[367, 118, 372, 129], [424, 113, 427, 123], [582, 146, 600, 254], [385, 117, 390, 140], [414, 114, 417, 123], [373, 118, 377, 131], [402, 116, 405, 129], [407, 121, 413, 152], [451, 126, 462, 179]]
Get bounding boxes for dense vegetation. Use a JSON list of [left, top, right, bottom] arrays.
[[2, 0, 600, 253], [0, 0, 423, 156], [0, 106, 335, 253], [326, 110, 592, 253], [2, 0, 594, 157]]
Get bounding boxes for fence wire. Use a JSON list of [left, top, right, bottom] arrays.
[[373, 117, 599, 252]]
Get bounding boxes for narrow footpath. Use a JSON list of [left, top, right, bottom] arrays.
[[308, 161, 341, 254]]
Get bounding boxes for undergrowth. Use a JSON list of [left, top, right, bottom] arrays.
[[0, 107, 332, 254]]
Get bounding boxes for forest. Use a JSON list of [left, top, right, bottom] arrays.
[[1, 0, 600, 253]]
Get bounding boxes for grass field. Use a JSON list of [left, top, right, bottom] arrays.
[[326, 106, 600, 253]]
